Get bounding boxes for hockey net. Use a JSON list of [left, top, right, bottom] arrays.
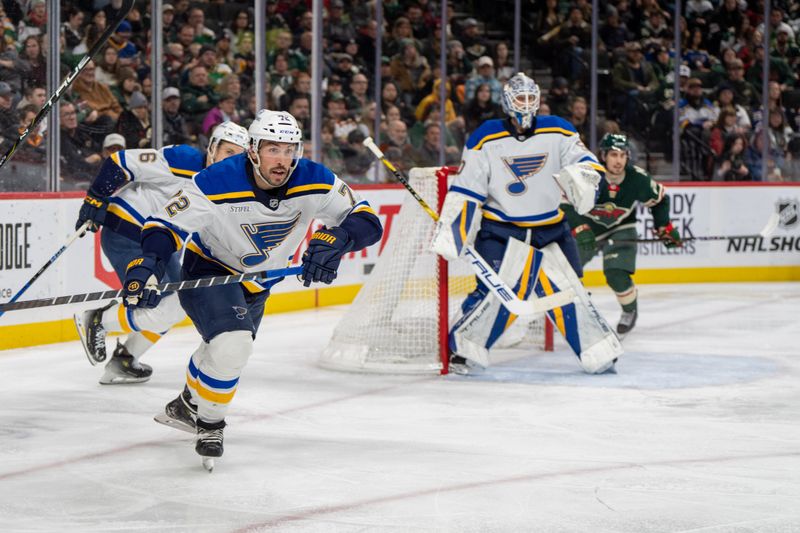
[[320, 166, 553, 374]]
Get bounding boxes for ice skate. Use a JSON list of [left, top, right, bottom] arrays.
[[74, 301, 116, 365], [448, 355, 485, 376], [196, 420, 225, 472], [99, 341, 153, 384], [616, 309, 638, 336], [154, 386, 197, 433]]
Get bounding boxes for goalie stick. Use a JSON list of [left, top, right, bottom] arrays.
[[0, 0, 135, 171], [362, 136, 575, 317], [604, 212, 781, 245], [0, 221, 91, 319], [0, 266, 302, 313]]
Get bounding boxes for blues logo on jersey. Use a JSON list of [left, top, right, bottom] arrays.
[[503, 154, 548, 195], [240, 213, 301, 267]]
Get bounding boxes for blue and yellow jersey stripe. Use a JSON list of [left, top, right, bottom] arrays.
[[207, 190, 256, 203], [110, 151, 134, 181], [482, 206, 564, 227], [285, 182, 333, 199]]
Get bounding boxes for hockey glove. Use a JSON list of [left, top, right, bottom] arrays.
[[571, 223, 597, 256], [76, 193, 109, 232], [656, 223, 682, 249], [301, 227, 354, 287], [123, 254, 165, 308]]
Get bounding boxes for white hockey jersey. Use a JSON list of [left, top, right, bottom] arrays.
[[452, 116, 604, 227], [103, 145, 204, 240], [143, 154, 379, 293]]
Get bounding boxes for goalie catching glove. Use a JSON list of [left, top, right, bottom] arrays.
[[553, 163, 601, 215], [430, 190, 482, 261], [301, 227, 354, 287], [656, 222, 682, 248], [123, 254, 165, 308]]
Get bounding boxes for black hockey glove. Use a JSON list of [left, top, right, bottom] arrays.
[[301, 227, 354, 287], [123, 254, 165, 308], [76, 192, 109, 233]]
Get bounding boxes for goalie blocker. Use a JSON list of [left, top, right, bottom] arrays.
[[450, 237, 622, 374]]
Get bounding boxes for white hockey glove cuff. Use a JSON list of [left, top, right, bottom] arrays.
[[553, 163, 601, 215], [430, 191, 482, 261]]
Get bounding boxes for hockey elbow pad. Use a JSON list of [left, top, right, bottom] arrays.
[[430, 191, 482, 261]]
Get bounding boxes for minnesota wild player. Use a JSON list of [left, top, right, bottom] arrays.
[[562, 133, 681, 335]]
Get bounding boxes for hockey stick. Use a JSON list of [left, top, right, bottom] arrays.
[[604, 212, 781, 245], [0, 266, 302, 313], [362, 136, 575, 317], [0, 221, 91, 319], [0, 0, 135, 171]]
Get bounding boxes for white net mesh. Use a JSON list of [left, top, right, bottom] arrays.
[[320, 167, 548, 374]]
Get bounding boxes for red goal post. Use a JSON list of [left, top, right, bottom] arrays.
[[320, 166, 553, 375]]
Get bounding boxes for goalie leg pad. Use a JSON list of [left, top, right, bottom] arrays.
[[430, 190, 482, 261], [190, 330, 253, 424], [536, 242, 623, 374], [450, 237, 543, 367]]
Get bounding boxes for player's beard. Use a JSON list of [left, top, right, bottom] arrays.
[[259, 164, 290, 188]]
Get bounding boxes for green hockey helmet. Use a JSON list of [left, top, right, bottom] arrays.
[[599, 133, 630, 160]]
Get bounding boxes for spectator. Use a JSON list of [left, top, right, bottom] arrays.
[[0, 39, 24, 93], [415, 79, 457, 124], [556, 7, 591, 83], [390, 40, 431, 107], [162, 86, 191, 146], [176, 24, 196, 54], [111, 67, 141, 108], [491, 42, 514, 85], [161, 3, 179, 41], [569, 96, 590, 143], [534, 0, 563, 70], [269, 52, 294, 95], [751, 81, 785, 130], [708, 0, 743, 56], [267, 30, 306, 73], [680, 78, 718, 179], [463, 83, 503, 135], [445, 40, 473, 85], [713, 133, 751, 180], [709, 108, 741, 156], [117, 91, 150, 149], [279, 71, 310, 111], [330, 53, 358, 87], [611, 41, 659, 133], [325, 92, 357, 143], [62, 6, 85, 53], [59, 102, 101, 188], [0, 82, 17, 134], [385, 17, 418, 59], [325, 0, 356, 51], [341, 129, 374, 183], [745, 129, 784, 181], [187, 7, 216, 44], [264, 0, 288, 50], [683, 27, 712, 71], [714, 83, 752, 131], [181, 66, 218, 133], [101, 133, 126, 158], [380, 81, 414, 126], [346, 73, 372, 118], [15, 84, 45, 111], [640, 10, 671, 44], [413, 122, 460, 167], [18, 0, 46, 43], [17, 36, 46, 90], [465, 56, 502, 104], [202, 93, 240, 136], [459, 18, 488, 62], [288, 94, 311, 134], [320, 119, 345, 177], [548, 77, 573, 118], [8, 105, 45, 163], [686, 0, 714, 25], [109, 21, 138, 64], [406, 2, 432, 41], [746, 44, 797, 88], [724, 58, 760, 108], [772, 27, 800, 71], [382, 119, 416, 172], [72, 60, 122, 124], [95, 46, 120, 86], [600, 11, 631, 52]]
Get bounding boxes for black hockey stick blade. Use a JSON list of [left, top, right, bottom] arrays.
[[0, 0, 135, 172], [0, 266, 301, 313]]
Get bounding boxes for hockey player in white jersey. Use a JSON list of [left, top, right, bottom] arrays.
[[122, 110, 382, 469], [73, 122, 249, 384], [431, 72, 622, 374]]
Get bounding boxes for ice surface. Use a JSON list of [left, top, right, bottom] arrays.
[[0, 283, 798, 532]]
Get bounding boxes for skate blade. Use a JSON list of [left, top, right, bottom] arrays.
[[202, 457, 214, 472], [73, 312, 101, 366], [154, 414, 196, 434], [99, 374, 150, 385]]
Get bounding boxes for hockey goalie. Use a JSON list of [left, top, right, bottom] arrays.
[[430, 72, 623, 375]]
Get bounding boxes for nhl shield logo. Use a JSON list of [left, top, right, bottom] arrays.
[[777, 199, 799, 229], [268, 198, 280, 211]]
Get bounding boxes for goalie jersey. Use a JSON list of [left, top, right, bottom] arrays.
[[91, 145, 205, 241], [451, 116, 605, 227], [141, 154, 382, 293]]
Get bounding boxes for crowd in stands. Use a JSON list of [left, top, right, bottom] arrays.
[[0, 0, 797, 190]]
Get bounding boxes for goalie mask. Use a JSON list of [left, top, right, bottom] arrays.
[[501, 73, 540, 130], [207, 121, 248, 164], [247, 109, 304, 188]]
